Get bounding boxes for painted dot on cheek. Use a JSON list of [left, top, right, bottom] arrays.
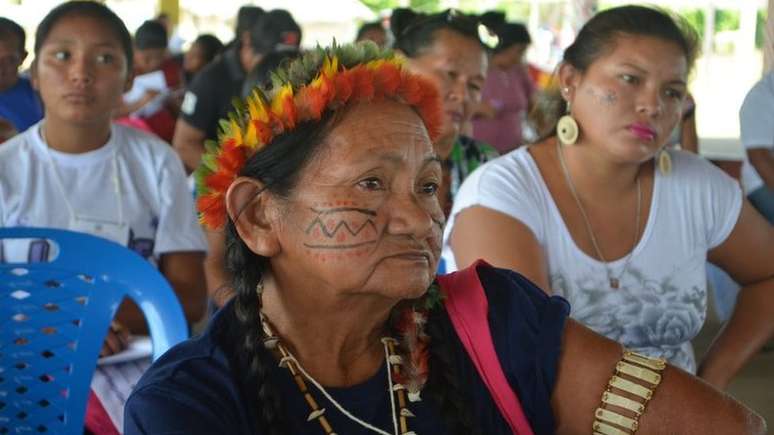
[[312, 228, 321, 237], [336, 232, 346, 242]]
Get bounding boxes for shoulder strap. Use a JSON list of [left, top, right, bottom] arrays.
[[436, 260, 535, 435]]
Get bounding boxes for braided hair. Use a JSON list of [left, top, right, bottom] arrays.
[[215, 44, 477, 433], [220, 115, 332, 434]]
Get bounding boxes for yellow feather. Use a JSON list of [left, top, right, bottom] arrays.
[[244, 121, 258, 148], [271, 84, 294, 117], [226, 119, 242, 145], [247, 92, 270, 123], [322, 55, 338, 78]]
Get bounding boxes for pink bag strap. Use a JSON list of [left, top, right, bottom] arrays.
[[436, 259, 535, 435]]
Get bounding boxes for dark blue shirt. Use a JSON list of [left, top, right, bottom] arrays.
[[0, 77, 43, 132], [125, 265, 569, 434]]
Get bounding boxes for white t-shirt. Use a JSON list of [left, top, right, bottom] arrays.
[[442, 147, 743, 372], [0, 121, 206, 263], [740, 71, 774, 193]]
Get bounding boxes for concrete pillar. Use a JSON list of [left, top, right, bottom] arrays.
[[157, 0, 179, 25]]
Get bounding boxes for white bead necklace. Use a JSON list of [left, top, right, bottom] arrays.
[[260, 315, 418, 435]]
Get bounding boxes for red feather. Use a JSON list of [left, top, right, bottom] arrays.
[[393, 306, 430, 390], [197, 194, 226, 229], [398, 73, 424, 105], [334, 70, 354, 105], [373, 63, 401, 97], [350, 67, 374, 101]]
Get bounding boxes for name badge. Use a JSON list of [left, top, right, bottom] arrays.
[[70, 216, 130, 246]]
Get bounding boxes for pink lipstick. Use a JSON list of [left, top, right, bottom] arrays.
[[628, 123, 656, 141]]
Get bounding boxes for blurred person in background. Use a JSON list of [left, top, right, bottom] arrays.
[[174, 8, 302, 174], [117, 19, 183, 142], [391, 8, 497, 216], [355, 20, 387, 48], [0, 17, 43, 138], [472, 15, 536, 154], [740, 70, 774, 224], [183, 33, 223, 84]]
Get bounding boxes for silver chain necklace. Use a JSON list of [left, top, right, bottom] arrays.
[[556, 142, 642, 289]]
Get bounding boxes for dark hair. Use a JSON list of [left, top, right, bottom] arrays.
[[391, 8, 485, 58], [34, 1, 133, 72], [534, 5, 699, 140], [134, 19, 167, 50], [493, 22, 530, 53], [249, 9, 301, 55], [0, 17, 26, 54], [221, 96, 477, 435], [235, 6, 265, 37], [355, 21, 385, 42], [192, 34, 224, 64], [241, 50, 299, 97], [479, 10, 505, 31], [222, 120, 478, 433], [222, 116, 334, 435]]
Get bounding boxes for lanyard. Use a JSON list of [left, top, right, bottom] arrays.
[[42, 125, 125, 225]]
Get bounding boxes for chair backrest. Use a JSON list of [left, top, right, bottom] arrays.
[[0, 227, 189, 434]]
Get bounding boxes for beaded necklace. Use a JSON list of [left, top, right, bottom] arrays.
[[260, 315, 418, 435]]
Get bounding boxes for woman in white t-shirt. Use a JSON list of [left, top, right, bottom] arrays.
[[445, 5, 774, 390]]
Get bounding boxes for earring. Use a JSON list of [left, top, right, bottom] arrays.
[[557, 100, 579, 146], [658, 149, 672, 175]]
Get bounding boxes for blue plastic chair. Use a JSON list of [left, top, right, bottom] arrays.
[[0, 227, 189, 434]]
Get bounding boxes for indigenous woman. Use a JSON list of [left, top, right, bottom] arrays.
[[445, 6, 774, 389], [125, 42, 764, 435]]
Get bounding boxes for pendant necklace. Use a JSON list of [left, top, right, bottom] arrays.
[[556, 142, 641, 289]]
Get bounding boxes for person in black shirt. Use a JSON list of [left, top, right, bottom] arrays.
[[173, 9, 301, 174]]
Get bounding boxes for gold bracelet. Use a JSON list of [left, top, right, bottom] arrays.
[[592, 350, 666, 434]]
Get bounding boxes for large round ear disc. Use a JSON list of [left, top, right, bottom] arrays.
[[658, 150, 672, 175], [557, 115, 579, 145]]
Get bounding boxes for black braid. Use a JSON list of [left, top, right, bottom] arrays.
[[424, 305, 480, 435], [223, 222, 285, 435], [218, 116, 335, 433]]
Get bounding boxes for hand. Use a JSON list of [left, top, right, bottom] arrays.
[[100, 320, 130, 357], [142, 89, 162, 102], [212, 284, 236, 308], [474, 101, 498, 119], [0, 118, 17, 143]]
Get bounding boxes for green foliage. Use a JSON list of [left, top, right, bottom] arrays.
[[359, 0, 400, 14], [409, 0, 441, 13], [359, 0, 441, 14], [715, 9, 740, 32], [755, 9, 767, 49], [500, 2, 531, 21], [681, 9, 705, 38]]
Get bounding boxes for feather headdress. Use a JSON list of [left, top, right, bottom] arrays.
[[195, 42, 443, 230]]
